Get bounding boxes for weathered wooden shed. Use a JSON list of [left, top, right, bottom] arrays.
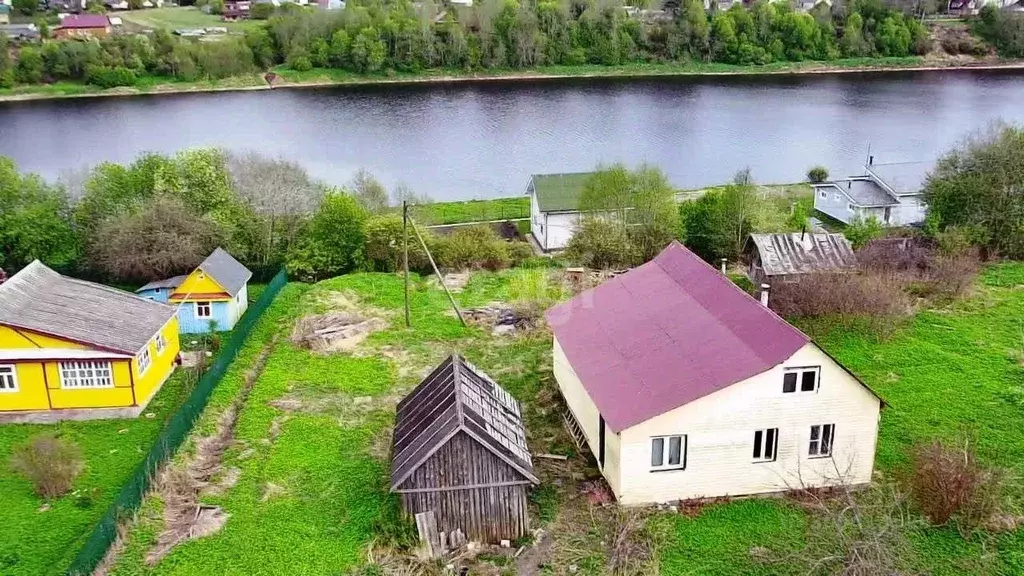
[[744, 232, 856, 286], [390, 355, 538, 547]]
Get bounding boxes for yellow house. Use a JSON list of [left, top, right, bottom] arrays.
[[0, 261, 181, 423]]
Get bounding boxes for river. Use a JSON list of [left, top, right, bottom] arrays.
[[2, 69, 1024, 201]]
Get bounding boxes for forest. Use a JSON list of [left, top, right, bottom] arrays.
[[0, 0, 960, 89]]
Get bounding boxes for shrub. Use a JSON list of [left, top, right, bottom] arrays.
[[85, 65, 138, 88], [565, 218, 637, 269], [251, 1, 274, 18], [770, 271, 911, 337], [843, 215, 884, 249], [807, 165, 829, 183], [910, 439, 1005, 537], [434, 225, 510, 271], [362, 214, 432, 274], [508, 240, 536, 267], [10, 434, 84, 499], [857, 237, 980, 300], [288, 54, 312, 72]]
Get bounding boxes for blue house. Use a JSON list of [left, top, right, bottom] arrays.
[[138, 248, 252, 334], [136, 276, 188, 304]]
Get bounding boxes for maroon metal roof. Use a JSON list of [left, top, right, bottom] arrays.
[[59, 15, 110, 29], [546, 241, 809, 433]]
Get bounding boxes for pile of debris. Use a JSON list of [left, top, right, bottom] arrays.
[[291, 312, 387, 354], [463, 304, 537, 335]]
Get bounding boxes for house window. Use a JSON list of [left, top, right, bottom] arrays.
[[195, 301, 212, 318], [59, 361, 113, 389], [0, 365, 18, 392], [818, 190, 826, 199], [848, 203, 856, 211], [753, 428, 779, 462], [783, 367, 820, 394], [650, 435, 687, 471], [155, 333, 166, 355], [809, 424, 835, 457], [137, 347, 152, 375]]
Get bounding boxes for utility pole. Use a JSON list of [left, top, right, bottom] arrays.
[[403, 201, 411, 328]]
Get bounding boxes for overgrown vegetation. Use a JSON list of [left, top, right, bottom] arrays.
[[9, 434, 84, 500]]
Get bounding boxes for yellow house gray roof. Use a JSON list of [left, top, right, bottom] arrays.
[[198, 248, 252, 297], [0, 261, 177, 354]]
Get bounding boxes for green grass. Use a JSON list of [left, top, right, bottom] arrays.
[[102, 262, 1024, 575], [0, 373, 191, 576], [410, 197, 531, 225], [118, 7, 261, 32]]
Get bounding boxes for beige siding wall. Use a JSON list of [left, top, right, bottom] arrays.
[[552, 336, 622, 497], [614, 343, 880, 505]]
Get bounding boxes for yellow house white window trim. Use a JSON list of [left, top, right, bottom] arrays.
[[195, 301, 212, 318], [155, 333, 166, 356], [59, 361, 114, 389], [137, 347, 152, 375], [0, 365, 18, 392]]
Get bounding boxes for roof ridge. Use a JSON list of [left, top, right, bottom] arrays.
[[655, 241, 810, 359], [61, 274, 176, 311]]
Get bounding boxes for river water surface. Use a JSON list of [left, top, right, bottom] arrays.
[[2, 69, 1023, 200]]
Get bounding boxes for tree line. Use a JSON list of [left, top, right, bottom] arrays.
[[1, 0, 947, 89], [0, 150, 539, 285]]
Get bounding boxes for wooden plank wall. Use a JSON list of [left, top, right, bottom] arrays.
[[399, 432, 531, 543]]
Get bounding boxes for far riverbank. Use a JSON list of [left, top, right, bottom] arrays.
[[3, 57, 1024, 104]]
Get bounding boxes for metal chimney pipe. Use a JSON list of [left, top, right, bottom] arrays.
[[720, 258, 727, 274], [760, 284, 770, 307]]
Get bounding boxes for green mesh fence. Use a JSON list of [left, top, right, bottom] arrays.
[[65, 269, 289, 576]]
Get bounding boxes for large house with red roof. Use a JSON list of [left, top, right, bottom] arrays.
[[54, 14, 111, 39], [546, 241, 883, 505]]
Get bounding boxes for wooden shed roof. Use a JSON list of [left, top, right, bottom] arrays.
[[390, 355, 538, 491], [746, 233, 856, 277]]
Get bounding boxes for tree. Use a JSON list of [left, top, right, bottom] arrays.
[[350, 27, 387, 73], [14, 46, 43, 85], [350, 169, 390, 213], [12, 0, 36, 16], [924, 123, 1024, 258], [87, 195, 225, 282], [840, 12, 871, 57], [843, 215, 884, 249], [679, 169, 757, 263], [719, 168, 759, 259], [0, 158, 79, 273], [565, 218, 636, 269], [0, 34, 14, 89], [251, 2, 274, 19], [807, 165, 829, 183], [874, 16, 912, 57], [285, 192, 368, 281]]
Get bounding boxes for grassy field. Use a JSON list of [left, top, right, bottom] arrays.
[[410, 197, 531, 225], [0, 373, 190, 576], [118, 7, 261, 32], [99, 261, 1024, 575]]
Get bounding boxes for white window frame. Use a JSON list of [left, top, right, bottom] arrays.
[[59, 361, 114, 389], [809, 424, 835, 458], [650, 434, 687, 471], [137, 347, 152, 375], [752, 427, 779, 463], [195, 301, 212, 318], [783, 366, 820, 394], [0, 365, 18, 392], [155, 333, 166, 355]]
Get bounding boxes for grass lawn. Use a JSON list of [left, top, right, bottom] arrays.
[[105, 262, 1024, 575], [0, 373, 191, 576], [410, 197, 531, 225], [118, 7, 261, 32]]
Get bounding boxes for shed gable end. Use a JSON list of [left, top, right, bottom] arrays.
[[395, 431, 529, 491]]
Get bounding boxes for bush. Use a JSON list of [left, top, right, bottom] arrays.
[[363, 214, 432, 274], [565, 218, 637, 269], [910, 439, 1005, 537], [10, 434, 84, 499], [85, 66, 138, 88], [434, 225, 510, 271], [288, 54, 312, 72], [251, 1, 274, 19], [770, 271, 911, 337], [843, 216, 884, 249], [807, 165, 829, 183], [285, 192, 367, 281], [508, 240, 536, 267], [857, 237, 980, 300]]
